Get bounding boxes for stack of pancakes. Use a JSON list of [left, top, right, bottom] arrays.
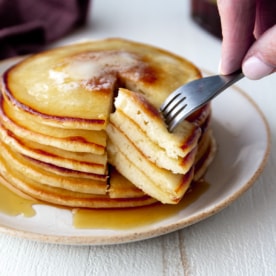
[[0, 38, 216, 208]]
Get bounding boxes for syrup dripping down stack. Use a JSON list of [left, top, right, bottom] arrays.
[[0, 38, 216, 208]]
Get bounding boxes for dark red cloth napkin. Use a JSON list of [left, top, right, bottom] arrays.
[[0, 0, 90, 59]]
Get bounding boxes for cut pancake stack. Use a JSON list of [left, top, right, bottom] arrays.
[[0, 38, 216, 208]]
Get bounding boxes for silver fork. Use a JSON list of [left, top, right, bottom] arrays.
[[160, 69, 244, 132]]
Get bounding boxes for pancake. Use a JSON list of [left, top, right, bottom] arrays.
[[0, 140, 107, 194], [109, 109, 198, 173], [194, 130, 217, 181], [1, 39, 201, 130], [0, 95, 106, 154], [0, 121, 107, 175], [0, 38, 216, 208], [0, 150, 156, 208], [107, 139, 194, 204], [110, 88, 201, 165]]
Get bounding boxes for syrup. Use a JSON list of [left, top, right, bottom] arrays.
[[73, 180, 210, 229], [0, 178, 209, 229], [0, 178, 37, 217]]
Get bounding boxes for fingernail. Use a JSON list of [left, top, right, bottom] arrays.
[[243, 56, 274, 80]]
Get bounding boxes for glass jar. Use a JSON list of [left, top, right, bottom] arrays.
[[191, 0, 222, 39]]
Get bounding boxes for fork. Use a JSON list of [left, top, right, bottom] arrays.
[[160, 69, 244, 132]]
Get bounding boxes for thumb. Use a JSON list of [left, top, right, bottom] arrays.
[[242, 25, 276, 80]]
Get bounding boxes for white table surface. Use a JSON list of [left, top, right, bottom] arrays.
[[0, 1, 275, 275]]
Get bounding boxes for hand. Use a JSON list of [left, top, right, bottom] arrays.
[[217, 0, 276, 80]]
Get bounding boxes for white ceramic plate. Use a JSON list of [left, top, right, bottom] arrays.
[[0, 59, 271, 245]]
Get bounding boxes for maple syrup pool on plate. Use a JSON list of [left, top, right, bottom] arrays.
[[0, 179, 209, 229]]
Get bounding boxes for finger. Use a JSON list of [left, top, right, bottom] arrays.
[[243, 25, 276, 79], [217, 0, 256, 74]]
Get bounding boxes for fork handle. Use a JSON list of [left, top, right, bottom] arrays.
[[163, 69, 244, 132], [196, 69, 244, 105], [218, 69, 244, 90]]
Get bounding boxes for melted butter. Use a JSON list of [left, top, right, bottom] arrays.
[[73, 180, 210, 229], [63, 51, 140, 80], [0, 180, 37, 217]]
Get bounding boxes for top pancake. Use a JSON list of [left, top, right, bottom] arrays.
[[1, 38, 201, 130]]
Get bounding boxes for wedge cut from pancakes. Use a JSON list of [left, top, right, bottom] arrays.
[[107, 88, 199, 203], [0, 38, 216, 208]]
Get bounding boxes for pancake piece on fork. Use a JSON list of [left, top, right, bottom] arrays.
[[107, 88, 201, 204]]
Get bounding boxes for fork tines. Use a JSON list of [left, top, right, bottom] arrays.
[[160, 89, 191, 132]]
